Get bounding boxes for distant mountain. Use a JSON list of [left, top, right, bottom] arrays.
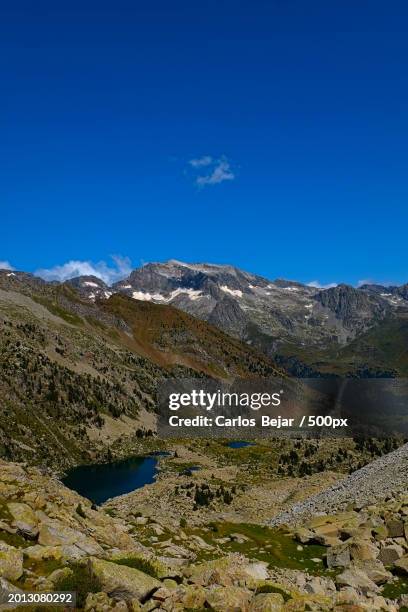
[[2, 261, 408, 377], [111, 261, 408, 376], [66, 275, 112, 301]]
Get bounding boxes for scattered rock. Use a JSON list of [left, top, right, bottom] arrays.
[[378, 543, 404, 565], [205, 585, 252, 611], [326, 543, 351, 568], [88, 557, 161, 601], [0, 542, 23, 581], [335, 566, 379, 594], [249, 592, 285, 611], [394, 554, 408, 574], [7, 502, 39, 538]]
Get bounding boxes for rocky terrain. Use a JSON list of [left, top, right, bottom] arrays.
[[111, 262, 397, 352], [0, 262, 407, 609], [270, 443, 408, 529], [0, 456, 407, 611]]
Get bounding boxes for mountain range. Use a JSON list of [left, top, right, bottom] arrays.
[[0, 259, 407, 468], [66, 260, 408, 377]]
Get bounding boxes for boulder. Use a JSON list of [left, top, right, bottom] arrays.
[[88, 557, 161, 601], [335, 566, 379, 594], [159, 543, 193, 559], [7, 502, 39, 538], [84, 591, 129, 612], [230, 533, 251, 543], [47, 567, 74, 586], [353, 559, 392, 584], [108, 551, 174, 580], [0, 542, 23, 581], [304, 576, 335, 595], [293, 527, 314, 544], [326, 543, 351, 568], [378, 544, 404, 565], [179, 584, 207, 609], [386, 517, 404, 538], [349, 538, 379, 561], [39, 520, 103, 555], [189, 535, 214, 551], [373, 525, 388, 541], [23, 544, 63, 562], [186, 555, 268, 588], [394, 554, 408, 574], [242, 562, 269, 581], [0, 577, 23, 601], [205, 585, 252, 611], [249, 592, 285, 611], [0, 520, 16, 535], [151, 586, 172, 602]]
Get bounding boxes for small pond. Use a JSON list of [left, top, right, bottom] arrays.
[[227, 441, 254, 449], [62, 453, 168, 505]]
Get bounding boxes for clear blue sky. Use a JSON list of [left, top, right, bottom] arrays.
[[1, 1, 407, 286]]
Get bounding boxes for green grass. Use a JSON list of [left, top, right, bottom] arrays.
[[32, 296, 83, 326], [0, 530, 30, 548], [23, 558, 63, 576], [189, 522, 332, 576], [382, 577, 408, 599]]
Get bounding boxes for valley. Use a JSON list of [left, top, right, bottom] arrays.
[[0, 262, 407, 609]]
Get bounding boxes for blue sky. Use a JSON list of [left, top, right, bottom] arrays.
[[1, 1, 407, 286]]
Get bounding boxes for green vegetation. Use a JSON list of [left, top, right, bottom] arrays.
[[54, 563, 102, 608], [32, 296, 84, 326], [189, 522, 331, 576]]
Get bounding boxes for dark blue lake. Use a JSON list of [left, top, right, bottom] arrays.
[[62, 455, 162, 505], [227, 441, 254, 448]]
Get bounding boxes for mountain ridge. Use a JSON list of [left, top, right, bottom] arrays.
[[2, 261, 408, 376]]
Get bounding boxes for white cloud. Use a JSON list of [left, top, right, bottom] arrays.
[[0, 261, 14, 271], [307, 280, 338, 289], [187, 155, 235, 187], [35, 255, 132, 286], [189, 155, 213, 168]]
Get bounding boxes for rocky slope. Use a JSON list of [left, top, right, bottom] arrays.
[[270, 443, 408, 528], [112, 261, 394, 351], [0, 459, 406, 611]]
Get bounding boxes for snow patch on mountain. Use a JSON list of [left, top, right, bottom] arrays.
[[132, 288, 203, 303], [83, 281, 99, 288], [220, 286, 243, 298]]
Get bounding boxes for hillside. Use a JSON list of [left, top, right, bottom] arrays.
[[0, 271, 281, 470], [270, 442, 408, 527]]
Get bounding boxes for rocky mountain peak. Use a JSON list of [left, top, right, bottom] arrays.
[[65, 275, 112, 301]]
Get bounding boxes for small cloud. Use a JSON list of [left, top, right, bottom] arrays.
[[307, 280, 338, 289], [187, 155, 235, 187], [35, 255, 132, 286], [0, 260, 14, 271], [189, 155, 213, 168]]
